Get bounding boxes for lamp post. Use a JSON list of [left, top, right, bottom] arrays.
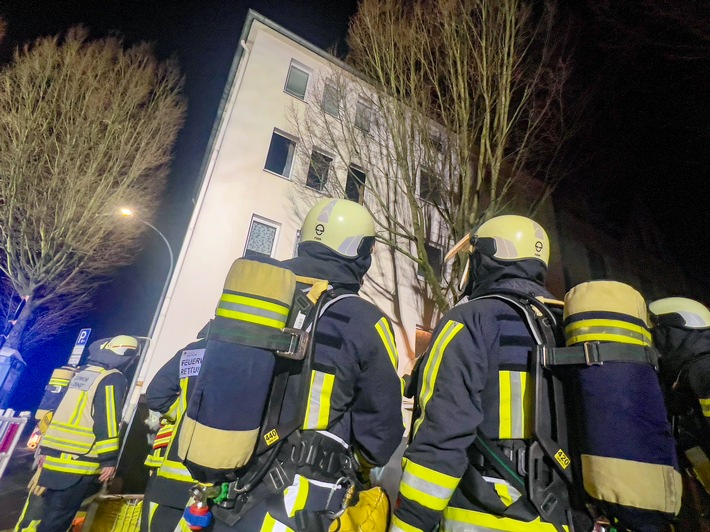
[[117, 207, 174, 413]]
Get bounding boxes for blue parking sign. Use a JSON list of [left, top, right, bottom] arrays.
[[68, 328, 92, 366]]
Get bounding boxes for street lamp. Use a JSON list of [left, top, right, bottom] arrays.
[[116, 207, 174, 411]]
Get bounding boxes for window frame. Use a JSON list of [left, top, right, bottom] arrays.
[[419, 167, 442, 206], [345, 164, 367, 204], [305, 149, 334, 192], [284, 61, 310, 100], [417, 242, 444, 281], [244, 215, 281, 259], [322, 82, 340, 118], [263, 129, 298, 180], [354, 99, 372, 132]]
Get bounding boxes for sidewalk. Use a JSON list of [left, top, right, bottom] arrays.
[[0, 443, 35, 531]]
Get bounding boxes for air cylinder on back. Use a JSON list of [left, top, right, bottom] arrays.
[[178, 257, 296, 484], [563, 281, 681, 531]]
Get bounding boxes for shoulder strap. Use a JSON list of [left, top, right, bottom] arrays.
[[468, 291, 574, 529]]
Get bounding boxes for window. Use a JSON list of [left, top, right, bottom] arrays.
[[355, 100, 371, 132], [322, 83, 340, 117], [417, 243, 443, 280], [345, 165, 367, 204], [245, 217, 279, 258], [419, 168, 441, 205], [284, 62, 309, 99], [293, 229, 302, 258], [429, 133, 443, 153], [264, 130, 297, 178], [306, 150, 333, 191]]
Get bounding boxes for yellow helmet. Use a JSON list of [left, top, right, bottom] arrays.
[[101, 335, 139, 356], [300, 198, 376, 258], [473, 215, 549, 266], [649, 297, 710, 330]]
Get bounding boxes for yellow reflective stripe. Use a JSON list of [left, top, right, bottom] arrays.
[[178, 517, 193, 532], [400, 458, 458, 511], [284, 475, 310, 518], [442, 506, 567, 531], [699, 398, 710, 417], [498, 371, 531, 439], [49, 378, 70, 386], [93, 438, 119, 454], [148, 502, 159, 527], [390, 515, 424, 532], [105, 385, 117, 438], [565, 318, 652, 346], [41, 435, 90, 453], [47, 423, 94, 434], [68, 392, 87, 425], [303, 371, 335, 430], [494, 482, 514, 507], [43, 455, 100, 475], [413, 321, 464, 436], [156, 458, 194, 482], [217, 293, 289, 329], [375, 317, 398, 371], [179, 378, 189, 414], [260, 512, 293, 532], [144, 452, 164, 468]]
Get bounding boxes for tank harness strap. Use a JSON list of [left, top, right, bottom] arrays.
[[466, 291, 574, 531], [540, 343, 659, 369], [212, 431, 355, 527]]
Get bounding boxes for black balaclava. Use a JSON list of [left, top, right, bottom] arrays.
[[283, 241, 372, 294], [464, 249, 548, 298]]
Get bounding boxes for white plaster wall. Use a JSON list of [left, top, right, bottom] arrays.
[[139, 21, 426, 393]]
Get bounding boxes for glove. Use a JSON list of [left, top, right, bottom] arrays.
[[27, 467, 45, 496]]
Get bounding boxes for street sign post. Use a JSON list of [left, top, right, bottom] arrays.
[[68, 328, 92, 366]]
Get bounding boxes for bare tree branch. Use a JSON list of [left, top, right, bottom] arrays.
[[290, 0, 581, 319], [0, 26, 186, 350]]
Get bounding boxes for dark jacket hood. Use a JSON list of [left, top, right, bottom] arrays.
[[282, 241, 371, 294], [653, 326, 710, 387]]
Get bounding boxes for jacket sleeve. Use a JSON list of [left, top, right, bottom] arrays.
[[92, 372, 127, 467], [350, 314, 404, 468], [391, 309, 498, 532], [145, 350, 183, 417]]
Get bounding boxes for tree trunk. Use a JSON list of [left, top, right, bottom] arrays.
[[3, 295, 33, 351]]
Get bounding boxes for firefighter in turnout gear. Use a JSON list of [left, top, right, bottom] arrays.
[[28, 335, 138, 532], [141, 327, 208, 532], [650, 297, 710, 527], [183, 198, 404, 532], [392, 215, 566, 532]]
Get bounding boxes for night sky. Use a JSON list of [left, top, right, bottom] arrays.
[[0, 0, 708, 410]]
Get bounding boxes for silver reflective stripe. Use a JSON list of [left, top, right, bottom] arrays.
[[401, 469, 455, 501], [510, 372, 523, 438], [304, 372, 328, 428], [218, 301, 286, 322]]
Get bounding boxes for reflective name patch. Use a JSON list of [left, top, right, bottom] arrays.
[[179, 349, 205, 378], [69, 370, 101, 391]]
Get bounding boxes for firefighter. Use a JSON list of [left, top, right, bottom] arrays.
[[140, 327, 208, 532], [391, 215, 565, 532], [650, 297, 710, 527], [192, 198, 404, 531], [27, 335, 138, 532]]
